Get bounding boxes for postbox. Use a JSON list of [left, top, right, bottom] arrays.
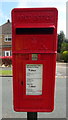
[[12, 8, 58, 112]]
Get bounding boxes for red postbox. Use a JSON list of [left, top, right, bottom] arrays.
[[12, 8, 58, 112]]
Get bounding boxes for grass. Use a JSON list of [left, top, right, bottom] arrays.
[[0, 70, 12, 76]]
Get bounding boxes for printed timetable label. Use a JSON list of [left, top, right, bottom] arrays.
[[26, 64, 43, 95]]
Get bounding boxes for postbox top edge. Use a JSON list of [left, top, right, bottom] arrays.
[[12, 7, 58, 14]]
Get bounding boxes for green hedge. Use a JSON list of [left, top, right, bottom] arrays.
[[61, 51, 68, 62]]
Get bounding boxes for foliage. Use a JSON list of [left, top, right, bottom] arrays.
[[64, 39, 68, 43], [58, 31, 65, 53], [61, 42, 68, 53], [61, 51, 68, 62]]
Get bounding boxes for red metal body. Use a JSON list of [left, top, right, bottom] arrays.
[[12, 8, 58, 112]]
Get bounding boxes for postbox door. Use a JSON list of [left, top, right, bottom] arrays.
[[13, 53, 56, 112]]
